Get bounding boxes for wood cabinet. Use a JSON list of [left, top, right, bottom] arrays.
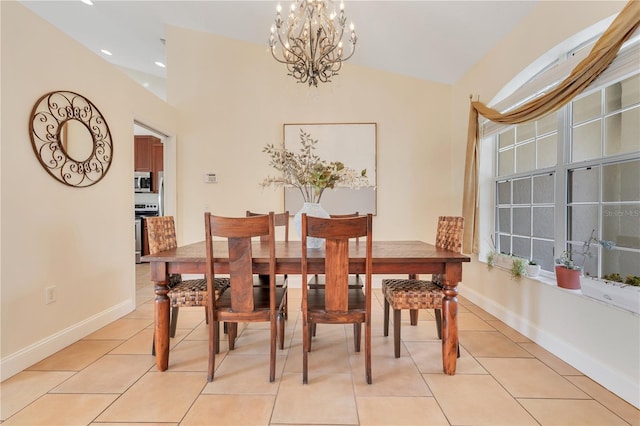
[[134, 135, 163, 192]]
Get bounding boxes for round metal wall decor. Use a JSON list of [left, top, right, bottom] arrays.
[[29, 91, 113, 187]]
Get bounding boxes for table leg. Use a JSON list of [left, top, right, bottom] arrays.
[[442, 263, 461, 375], [151, 262, 170, 371]]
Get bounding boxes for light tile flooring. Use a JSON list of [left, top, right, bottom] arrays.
[[2, 264, 639, 425]]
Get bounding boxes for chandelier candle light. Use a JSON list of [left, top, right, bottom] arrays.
[[269, 0, 357, 87]]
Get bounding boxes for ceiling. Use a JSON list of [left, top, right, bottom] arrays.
[[20, 0, 538, 85]]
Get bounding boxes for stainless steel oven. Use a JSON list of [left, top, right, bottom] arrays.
[[134, 203, 159, 263]]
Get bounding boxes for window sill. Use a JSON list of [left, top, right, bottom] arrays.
[[484, 260, 640, 315]]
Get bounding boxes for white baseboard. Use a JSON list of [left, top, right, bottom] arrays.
[[0, 300, 135, 382], [460, 286, 640, 409]]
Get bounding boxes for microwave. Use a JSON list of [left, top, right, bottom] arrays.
[[134, 171, 152, 192]]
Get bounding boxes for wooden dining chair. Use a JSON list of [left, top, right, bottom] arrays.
[[246, 210, 289, 322], [205, 212, 287, 382], [146, 216, 230, 355], [301, 213, 373, 384], [381, 216, 463, 358]]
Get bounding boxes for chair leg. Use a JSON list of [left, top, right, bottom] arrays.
[[365, 318, 372, 385], [383, 298, 390, 337], [283, 292, 288, 320], [170, 306, 179, 337], [354, 323, 361, 352], [208, 319, 218, 382], [312, 323, 317, 337], [277, 312, 285, 350], [302, 320, 309, 384], [270, 322, 276, 383], [393, 309, 401, 358], [204, 306, 208, 324], [434, 308, 442, 339], [409, 309, 418, 326], [228, 322, 238, 350]]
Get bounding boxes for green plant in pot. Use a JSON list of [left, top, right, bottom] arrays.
[[526, 260, 541, 277], [555, 229, 615, 290]]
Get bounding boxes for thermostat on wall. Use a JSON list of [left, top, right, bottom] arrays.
[[205, 173, 217, 183]]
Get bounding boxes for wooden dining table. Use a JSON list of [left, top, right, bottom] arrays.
[[142, 240, 470, 375]]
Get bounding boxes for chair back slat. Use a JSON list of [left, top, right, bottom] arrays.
[[305, 216, 368, 240], [324, 238, 350, 311], [212, 215, 270, 238], [228, 237, 255, 312]]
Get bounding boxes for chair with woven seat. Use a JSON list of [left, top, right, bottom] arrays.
[[382, 216, 463, 358], [205, 212, 287, 382], [246, 210, 289, 323], [301, 213, 373, 384], [146, 216, 230, 354]]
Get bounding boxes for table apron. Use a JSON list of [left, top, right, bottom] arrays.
[[150, 261, 456, 280]]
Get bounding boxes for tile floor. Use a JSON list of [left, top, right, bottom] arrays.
[[1, 264, 639, 425]]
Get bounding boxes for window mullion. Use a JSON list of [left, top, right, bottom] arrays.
[[555, 105, 569, 262]]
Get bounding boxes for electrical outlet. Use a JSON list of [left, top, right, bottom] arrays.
[[204, 173, 217, 183], [45, 286, 57, 304]]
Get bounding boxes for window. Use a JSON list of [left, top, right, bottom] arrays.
[[491, 43, 640, 279]]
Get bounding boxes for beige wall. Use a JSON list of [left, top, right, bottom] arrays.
[[0, 2, 176, 379], [166, 27, 456, 245], [451, 0, 639, 408]]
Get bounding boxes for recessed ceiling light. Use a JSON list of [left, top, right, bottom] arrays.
[[155, 61, 166, 68], [81, 0, 94, 5], [101, 49, 112, 56]]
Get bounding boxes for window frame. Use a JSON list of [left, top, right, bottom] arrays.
[[486, 35, 640, 277]]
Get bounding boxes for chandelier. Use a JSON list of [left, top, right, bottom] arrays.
[[269, 0, 357, 87]]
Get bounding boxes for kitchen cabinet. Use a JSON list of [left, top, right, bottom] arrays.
[[134, 135, 163, 192]]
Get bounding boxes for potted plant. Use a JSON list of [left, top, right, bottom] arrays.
[[526, 260, 541, 277], [555, 229, 615, 290], [510, 257, 527, 281], [581, 273, 640, 314], [487, 251, 496, 269]]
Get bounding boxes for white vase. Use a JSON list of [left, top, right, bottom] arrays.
[[526, 264, 541, 277], [293, 202, 330, 248]]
